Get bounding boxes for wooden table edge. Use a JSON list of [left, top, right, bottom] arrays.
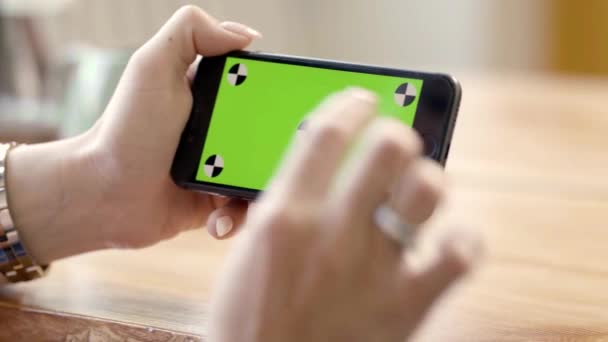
[[0, 301, 203, 341]]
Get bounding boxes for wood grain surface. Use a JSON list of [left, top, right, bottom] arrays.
[[1, 73, 607, 341], [0, 302, 201, 341]]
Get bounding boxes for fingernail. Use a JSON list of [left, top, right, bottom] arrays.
[[216, 216, 234, 238], [346, 87, 377, 103], [220, 21, 263, 39]]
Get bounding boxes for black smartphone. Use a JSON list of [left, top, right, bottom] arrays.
[[171, 51, 461, 200]]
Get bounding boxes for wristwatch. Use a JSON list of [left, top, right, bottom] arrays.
[[0, 143, 47, 282]]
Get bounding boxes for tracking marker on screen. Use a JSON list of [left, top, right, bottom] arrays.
[[394, 83, 417, 107], [227, 63, 248, 86], [204, 154, 224, 178]]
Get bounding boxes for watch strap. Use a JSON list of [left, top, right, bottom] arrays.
[[0, 143, 47, 282]]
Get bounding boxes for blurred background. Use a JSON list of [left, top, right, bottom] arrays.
[[0, 0, 606, 143]]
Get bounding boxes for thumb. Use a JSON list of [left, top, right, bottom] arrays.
[[98, 6, 261, 153], [133, 6, 261, 78], [206, 199, 250, 240]]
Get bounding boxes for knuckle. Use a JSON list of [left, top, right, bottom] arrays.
[[371, 120, 422, 167], [372, 139, 408, 173], [312, 122, 348, 148], [442, 242, 475, 276], [444, 254, 471, 278], [175, 5, 206, 22], [416, 175, 444, 206], [397, 177, 444, 224], [414, 162, 446, 203], [376, 133, 406, 158], [402, 271, 424, 293], [128, 47, 150, 68], [127, 45, 165, 78], [404, 203, 434, 225]]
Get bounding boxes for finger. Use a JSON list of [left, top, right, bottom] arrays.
[[389, 158, 445, 226], [206, 198, 250, 239], [134, 6, 261, 77], [209, 194, 231, 209], [187, 55, 203, 85], [332, 117, 422, 228], [401, 231, 483, 310], [268, 88, 377, 201]]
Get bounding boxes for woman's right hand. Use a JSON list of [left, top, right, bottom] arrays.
[[208, 88, 482, 341]]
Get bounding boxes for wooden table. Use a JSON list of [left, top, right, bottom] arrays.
[[1, 74, 608, 341]]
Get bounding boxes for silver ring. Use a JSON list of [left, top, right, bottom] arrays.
[[373, 204, 415, 246]]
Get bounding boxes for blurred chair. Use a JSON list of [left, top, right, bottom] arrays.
[[58, 47, 131, 137], [0, 0, 71, 143], [0, 46, 131, 142]]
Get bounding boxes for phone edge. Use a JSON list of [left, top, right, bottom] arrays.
[[171, 51, 462, 200]]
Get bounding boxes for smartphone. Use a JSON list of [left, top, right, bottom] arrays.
[[171, 51, 461, 200]]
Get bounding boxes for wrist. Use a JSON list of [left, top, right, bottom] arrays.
[[5, 134, 108, 264]]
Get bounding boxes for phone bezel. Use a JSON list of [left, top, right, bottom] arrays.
[[171, 51, 462, 200]]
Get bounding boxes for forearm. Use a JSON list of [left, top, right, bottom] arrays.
[[5, 135, 106, 264]]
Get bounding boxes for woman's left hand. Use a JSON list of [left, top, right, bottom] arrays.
[[6, 6, 261, 264]]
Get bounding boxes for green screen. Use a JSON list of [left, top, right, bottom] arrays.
[[196, 57, 424, 190]]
